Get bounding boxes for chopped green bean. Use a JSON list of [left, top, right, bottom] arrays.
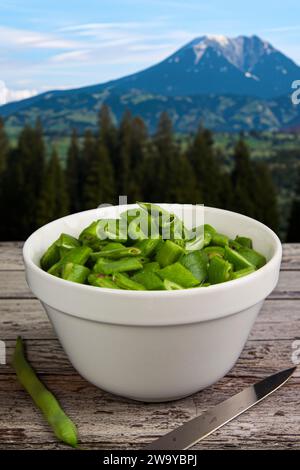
[[156, 240, 185, 268], [88, 273, 118, 289], [163, 279, 184, 290], [158, 262, 200, 288], [180, 251, 208, 283], [47, 261, 62, 277], [203, 246, 225, 259], [230, 266, 256, 280], [93, 257, 143, 275], [61, 263, 90, 283], [40, 241, 60, 271], [237, 247, 266, 269], [141, 261, 160, 273], [224, 246, 254, 270], [57, 233, 80, 257], [235, 236, 253, 249], [211, 232, 230, 247], [132, 271, 165, 290], [113, 273, 145, 290], [134, 238, 160, 257], [41, 203, 268, 290], [61, 246, 92, 266], [208, 256, 233, 284], [90, 246, 141, 261]]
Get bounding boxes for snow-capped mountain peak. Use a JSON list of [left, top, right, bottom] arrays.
[[182, 35, 276, 72]]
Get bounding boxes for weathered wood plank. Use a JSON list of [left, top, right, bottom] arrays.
[[0, 243, 300, 271], [0, 242, 23, 271], [282, 244, 300, 270], [0, 374, 298, 450], [0, 242, 299, 450], [1, 338, 299, 378], [1, 298, 300, 341], [0, 269, 300, 299]]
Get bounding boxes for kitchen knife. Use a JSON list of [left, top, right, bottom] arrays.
[[145, 366, 296, 450]]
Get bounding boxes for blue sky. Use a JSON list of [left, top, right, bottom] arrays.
[[0, 0, 300, 103]]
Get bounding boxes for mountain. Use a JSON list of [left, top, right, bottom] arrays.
[[1, 34, 300, 134]]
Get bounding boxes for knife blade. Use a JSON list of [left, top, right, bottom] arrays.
[[145, 366, 296, 450]]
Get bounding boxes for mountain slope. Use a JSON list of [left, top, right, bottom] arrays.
[[3, 88, 300, 135], [0, 34, 299, 133]]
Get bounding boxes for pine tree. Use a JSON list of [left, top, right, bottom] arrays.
[[127, 116, 149, 201], [0, 148, 23, 239], [36, 149, 69, 226], [82, 134, 115, 209], [188, 127, 224, 207], [254, 162, 279, 232], [66, 129, 81, 213], [2, 122, 46, 238], [169, 153, 200, 204], [0, 118, 9, 239], [98, 104, 117, 168], [287, 168, 300, 242], [0, 117, 8, 176], [117, 110, 132, 198], [231, 138, 257, 218], [152, 112, 180, 202]]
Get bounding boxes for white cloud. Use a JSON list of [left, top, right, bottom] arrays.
[[262, 25, 300, 33], [0, 80, 37, 105], [50, 49, 91, 63], [0, 25, 79, 49]]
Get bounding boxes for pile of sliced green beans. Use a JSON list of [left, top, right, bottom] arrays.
[[40, 203, 267, 290]]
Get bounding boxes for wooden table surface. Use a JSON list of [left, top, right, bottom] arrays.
[[0, 242, 299, 450]]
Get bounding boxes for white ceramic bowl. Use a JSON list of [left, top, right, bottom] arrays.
[[23, 205, 282, 402]]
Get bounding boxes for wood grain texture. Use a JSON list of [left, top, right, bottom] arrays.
[[0, 242, 299, 450]]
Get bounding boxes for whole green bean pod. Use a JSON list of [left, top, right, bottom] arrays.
[[93, 257, 143, 275], [113, 273, 145, 290], [12, 337, 78, 448]]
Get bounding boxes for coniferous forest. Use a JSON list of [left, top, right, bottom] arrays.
[[0, 104, 298, 241]]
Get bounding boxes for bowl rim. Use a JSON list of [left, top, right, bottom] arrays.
[[23, 204, 282, 298]]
